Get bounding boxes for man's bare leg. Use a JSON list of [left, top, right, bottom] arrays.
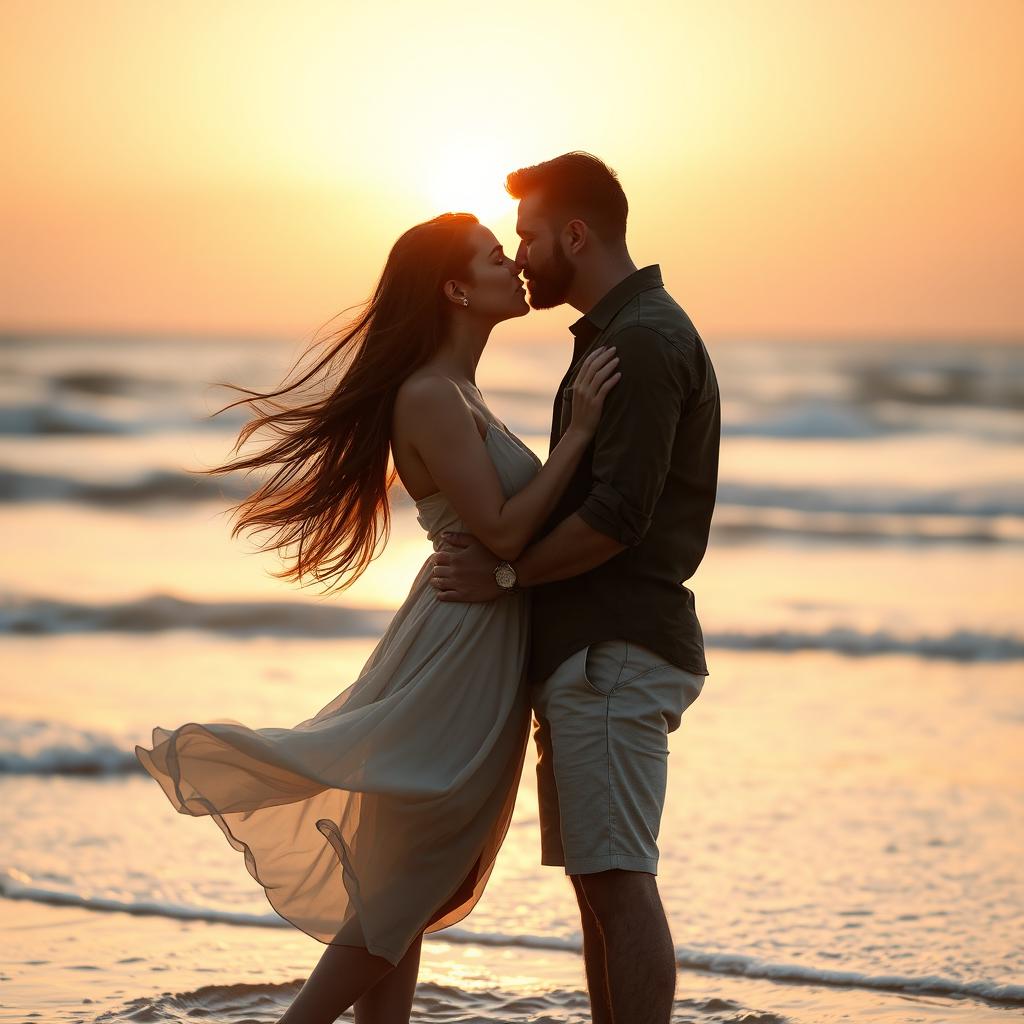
[[570, 874, 614, 1024], [354, 932, 423, 1024], [277, 942, 393, 1024], [575, 869, 676, 1024]]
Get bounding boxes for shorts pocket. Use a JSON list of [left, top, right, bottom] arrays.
[[582, 641, 661, 696], [582, 641, 626, 696]]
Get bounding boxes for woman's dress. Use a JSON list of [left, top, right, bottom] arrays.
[[134, 414, 543, 965]]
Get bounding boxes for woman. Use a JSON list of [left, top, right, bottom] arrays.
[[134, 211, 620, 1023]]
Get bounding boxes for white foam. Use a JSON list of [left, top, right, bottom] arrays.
[[0, 719, 139, 775], [1, 869, 1021, 1007]]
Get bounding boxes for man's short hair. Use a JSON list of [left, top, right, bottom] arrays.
[[505, 151, 628, 244]]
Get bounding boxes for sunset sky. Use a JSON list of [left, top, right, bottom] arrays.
[[1, 0, 1021, 341]]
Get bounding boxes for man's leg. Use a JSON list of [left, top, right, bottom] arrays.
[[576, 869, 676, 1024], [534, 660, 614, 1021], [534, 640, 705, 1024], [570, 873, 614, 1024]]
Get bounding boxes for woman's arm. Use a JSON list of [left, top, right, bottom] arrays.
[[394, 347, 620, 562]]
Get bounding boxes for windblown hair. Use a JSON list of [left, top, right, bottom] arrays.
[[196, 212, 480, 593], [505, 151, 628, 243]]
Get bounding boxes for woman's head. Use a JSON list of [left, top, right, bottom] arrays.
[[438, 219, 529, 323], [374, 213, 526, 343], [196, 211, 525, 594]]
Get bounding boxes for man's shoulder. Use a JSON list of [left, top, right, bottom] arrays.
[[603, 287, 701, 364], [601, 287, 719, 404]]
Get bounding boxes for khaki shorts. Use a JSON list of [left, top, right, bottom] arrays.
[[532, 640, 706, 875]]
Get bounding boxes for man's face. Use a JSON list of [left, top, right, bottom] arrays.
[[514, 193, 575, 310]]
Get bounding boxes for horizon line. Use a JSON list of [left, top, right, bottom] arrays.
[[2, 325, 1023, 347]]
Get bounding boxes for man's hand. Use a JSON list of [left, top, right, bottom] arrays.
[[429, 532, 504, 602]]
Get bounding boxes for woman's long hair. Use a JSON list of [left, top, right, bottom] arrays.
[[197, 212, 480, 594]]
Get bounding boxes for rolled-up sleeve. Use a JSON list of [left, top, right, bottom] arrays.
[[576, 326, 688, 546]]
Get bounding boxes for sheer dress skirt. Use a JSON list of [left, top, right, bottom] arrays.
[[134, 424, 541, 964]]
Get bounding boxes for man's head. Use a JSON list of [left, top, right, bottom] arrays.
[[505, 151, 629, 309]]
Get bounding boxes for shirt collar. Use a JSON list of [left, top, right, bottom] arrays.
[[568, 264, 664, 341]]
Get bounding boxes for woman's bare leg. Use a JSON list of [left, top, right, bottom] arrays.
[[353, 932, 423, 1024], [277, 942, 394, 1024]]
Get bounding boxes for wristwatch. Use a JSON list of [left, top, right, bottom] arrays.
[[493, 561, 519, 593]]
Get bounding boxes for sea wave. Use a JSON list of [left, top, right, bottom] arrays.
[[0, 593, 396, 638], [94, 978, 602, 1024], [2, 466, 1022, 548], [1, 869, 1020, 1008], [0, 719, 140, 775], [0, 466, 252, 504], [0, 465, 417, 508], [712, 511, 1023, 545], [2, 594, 1020, 663], [0, 403, 135, 436], [48, 368, 185, 397], [722, 400, 1024, 442], [0, 401, 248, 437], [709, 626, 1024, 662], [715, 481, 1024, 519], [724, 401, 888, 440], [2, 393, 1021, 444], [95, 981, 794, 1024]]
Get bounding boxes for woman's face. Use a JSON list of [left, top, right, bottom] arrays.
[[451, 224, 529, 322]]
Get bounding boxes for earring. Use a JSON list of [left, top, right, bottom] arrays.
[[462, 298, 469, 307]]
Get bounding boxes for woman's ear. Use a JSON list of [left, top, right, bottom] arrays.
[[442, 278, 467, 306]]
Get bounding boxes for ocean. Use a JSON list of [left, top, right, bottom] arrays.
[[1, 329, 1022, 1022]]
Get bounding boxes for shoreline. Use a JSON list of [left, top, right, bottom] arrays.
[[1, 898, 1015, 1023]]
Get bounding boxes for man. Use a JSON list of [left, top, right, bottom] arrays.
[[430, 151, 720, 1024]]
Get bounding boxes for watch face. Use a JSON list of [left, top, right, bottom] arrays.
[[495, 563, 516, 589]]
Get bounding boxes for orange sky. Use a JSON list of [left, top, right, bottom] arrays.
[[1, 0, 1021, 341]]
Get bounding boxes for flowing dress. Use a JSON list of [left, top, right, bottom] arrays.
[[134, 413, 543, 964]]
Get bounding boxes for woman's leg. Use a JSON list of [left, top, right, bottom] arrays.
[[353, 932, 423, 1024], [277, 942, 394, 1024]]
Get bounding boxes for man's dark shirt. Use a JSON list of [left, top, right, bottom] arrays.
[[527, 264, 720, 686]]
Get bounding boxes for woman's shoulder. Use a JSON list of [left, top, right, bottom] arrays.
[[393, 371, 488, 441], [396, 369, 459, 403]]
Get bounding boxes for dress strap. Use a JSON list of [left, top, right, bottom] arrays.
[[453, 381, 500, 436]]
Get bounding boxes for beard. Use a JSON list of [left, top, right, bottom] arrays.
[[526, 239, 575, 309]]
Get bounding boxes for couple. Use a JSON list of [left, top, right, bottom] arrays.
[[135, 151, 720, 1024]]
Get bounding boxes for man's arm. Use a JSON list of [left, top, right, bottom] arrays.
[[515, 325, 687, 582], [432, 325, 689, 602], [577, 326, 686, 539], [512, 512, 625, 586], [432, 512, 621, 602]]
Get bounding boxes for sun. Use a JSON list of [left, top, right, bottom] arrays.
[[422, 143, 517, 223]]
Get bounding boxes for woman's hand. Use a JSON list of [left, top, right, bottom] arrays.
[[567, 345, 621, 440]]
